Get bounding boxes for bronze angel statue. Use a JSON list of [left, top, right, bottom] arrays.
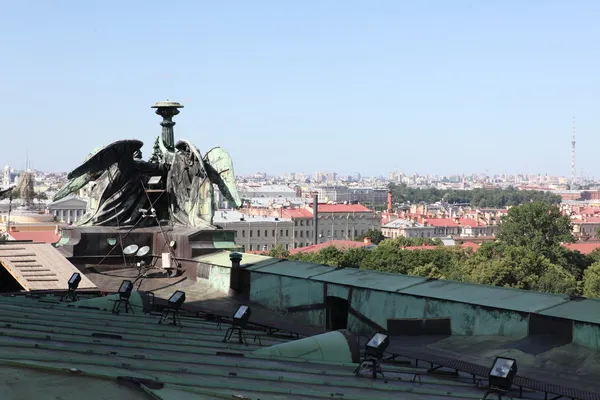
[[53, 101, 242, 229]]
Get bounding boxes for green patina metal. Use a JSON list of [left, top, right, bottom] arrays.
[[313, 267, 429, 292], [538, 298, 600, 324], [398, 279, 569, 313], [0, 294, 494, 400], [252, 330, 358, 363], [249, 258, 335, 278], [71, 291, 144, 312]]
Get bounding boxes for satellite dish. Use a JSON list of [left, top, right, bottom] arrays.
[[137, 246, 150, 257], [123, 244, 139, 256]]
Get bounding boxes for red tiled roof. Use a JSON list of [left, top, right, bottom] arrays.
[[311, 204, 373, 213], [423, 218, 459, 227], [459, 218, 480, 227], [8, 231, 61, 244], [562, 242, 600, 254], [282, 208, 313, 219], [402, 245, 439, 250], [290, 240, 368, 254]]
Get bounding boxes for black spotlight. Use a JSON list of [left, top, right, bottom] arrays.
[[112, 280, 134, 314], [68, 273, 81, 290], [354, 332, 390, 380], [233, 305, 251, 328], [365, 333, 390, 359], [168, 290, 186, 310], [61, 273, 81, 302], [159, 290, 186, 326], [223, 305, 252, 345], [119, 280, 134, 299], [483, 357, 518, 399]]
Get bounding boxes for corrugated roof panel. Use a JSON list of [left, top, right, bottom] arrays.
[[248, 259, 336, 278], [313, 268, 428, 292], [0, 294, 504, 400], [399, 279, 569, 313], [538, 298, 600, 324], [195, 250, 272, 267]]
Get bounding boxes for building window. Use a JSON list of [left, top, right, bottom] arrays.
[[265, 230, 268, 237], [285, 229, 289, 236], [300, 231, 304, 237], [249, 244, 253, 251], [257, 230, 260, 237], [272, 229, 275, 237], [300, 220, 304, 226], [250, 230, 253, 237], [280, 229, 283, 237], [242, 230, 245, 237]]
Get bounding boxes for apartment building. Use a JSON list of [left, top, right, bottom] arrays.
[[213, 210, 294, 252]]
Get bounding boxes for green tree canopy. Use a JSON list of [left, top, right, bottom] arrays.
[[388, 183, 561, 208], [497, 202, 573, 260], [583, 262, 600, 298], [355, 229, 385, 244]]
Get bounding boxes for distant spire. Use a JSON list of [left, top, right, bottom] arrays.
[[571, 117, 576, 187]]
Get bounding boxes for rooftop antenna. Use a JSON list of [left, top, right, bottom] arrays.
[[571, 117, 576, 188]]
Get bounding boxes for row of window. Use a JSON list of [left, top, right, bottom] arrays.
[[241, 243, 312, 252], [236, 229, 371, 239]]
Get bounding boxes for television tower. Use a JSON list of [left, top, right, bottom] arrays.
[[571, 117, 576, 188]]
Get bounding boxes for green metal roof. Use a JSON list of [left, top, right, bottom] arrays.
[[398, 279, 570, 313], [313, 267, 429, 292], [0, 293, 512, 400], [195, 250, 272, 268], [538, 298, 600, 324], [247, 258, 337, 278]]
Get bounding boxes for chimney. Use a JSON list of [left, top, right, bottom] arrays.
[[229, 252, 249, 299], [363, 237, 372, 245], [313, 192, 319, 244], [387, 190, 392, 213]]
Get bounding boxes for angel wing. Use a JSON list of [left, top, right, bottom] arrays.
[[203, 147, 242, 208], [0, 187, 13, 198], [54, 140, 144, 202]]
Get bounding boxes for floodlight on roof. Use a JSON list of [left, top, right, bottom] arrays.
[[123, 244, 139, 256], [168, 290, 186, 311], [68, 273, 81, 291], [107, 238, 117, 246], [365, 332, 389, 359], [233, 305, 251, 328], [118, 280, 133, 300], [60, 273, 81, 302], [137, 246, 150, 257], [223, 305, 252, 345], [354, 332, 389, 380], [112, 280, 135, 314], [488, 357, 517, 393], [159, 290, 186, 326]]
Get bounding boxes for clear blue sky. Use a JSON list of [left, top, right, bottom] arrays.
[[1, 1, 599, 177]]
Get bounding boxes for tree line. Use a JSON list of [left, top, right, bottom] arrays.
[[389, 183, 562, 208], [265, 202, 600, 298]]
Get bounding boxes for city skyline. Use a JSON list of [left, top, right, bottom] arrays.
[[2, 1, 600, 176]]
